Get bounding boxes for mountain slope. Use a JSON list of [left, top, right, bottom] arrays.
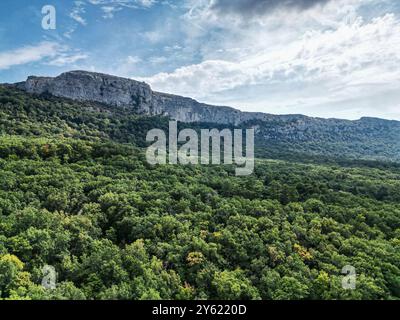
[[2, 79, 400, 163], [1, 76, 400, 300]]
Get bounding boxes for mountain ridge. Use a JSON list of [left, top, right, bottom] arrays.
[[11, 70, 397, 125], [1, 78, 400, 162]]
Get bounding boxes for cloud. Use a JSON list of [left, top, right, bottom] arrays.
[[149, 56, 168, 64], [143, 30, 165, 43], [67, 0, 157, 24], [66, 0, 157, 37], [210, 0, 331, 17], [126, 55, 142, 64], [70, 1, 87, 26], [0, 42, 60, 70], [101, 6, 122, 19], [88, 0, 157, 10], [139, 3, 400, 119], [47, 53, 89, 66], [0, 42, 89, 70], [136, 0, 157, 7]]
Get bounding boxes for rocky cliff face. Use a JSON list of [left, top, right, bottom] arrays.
[[15, 70, 279, 125], [17, 71, 154, 113], [6, 71, 400, 161]]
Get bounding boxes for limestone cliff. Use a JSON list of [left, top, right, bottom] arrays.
[[15, 70, 279, 125]]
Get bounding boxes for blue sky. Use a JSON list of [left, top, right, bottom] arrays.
[[1, 0, 400, 120]]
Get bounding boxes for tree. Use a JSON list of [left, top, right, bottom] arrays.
[[212, 269, 260, 300]]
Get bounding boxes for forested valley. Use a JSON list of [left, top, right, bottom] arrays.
[[0, 86, 399, 300]]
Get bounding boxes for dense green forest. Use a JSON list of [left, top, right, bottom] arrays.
[[0, 86, 399, 300]]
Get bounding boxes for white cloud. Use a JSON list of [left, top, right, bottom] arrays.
[[70, 1, 87, 26], [149, 56, 168, 64], [47, 53, 89, 66], [143, 30, 165, 43], [71, 0, 157, 24], [136, 0, 157, 7], [65, 0, 158, 38], [144, 14, 400, 93], [101, 6, 122, 18], [137, 0, 400, 119], [88, 0, 157, 10], [0, 42, 89, 70], [126, 55, 141, 64], [0, 42, 60, 70]]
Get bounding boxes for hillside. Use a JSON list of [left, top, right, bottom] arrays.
[[0, 80, 399, 300], [2, 81, 400, 163]]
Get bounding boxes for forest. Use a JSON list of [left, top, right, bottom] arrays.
[[0, 85, 399, 300]]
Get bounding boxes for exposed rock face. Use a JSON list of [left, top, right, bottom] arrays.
[[15, 70, 277, 125], [13, 71, 400, 151], [17, 71, 154, 113], [8, 70, 400, 161]]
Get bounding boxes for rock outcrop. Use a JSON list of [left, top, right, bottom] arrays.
[[14, 70, 281, 125], [7, 71, 400, 161], [17, 71, 153, 113]]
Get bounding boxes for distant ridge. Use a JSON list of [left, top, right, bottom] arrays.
[[12, 70, 347, 125], [1, 72, 400, 162]]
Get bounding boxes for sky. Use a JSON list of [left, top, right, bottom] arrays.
[[0, 0, 400, 120]]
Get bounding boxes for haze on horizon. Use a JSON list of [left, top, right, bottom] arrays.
[[0, 0, 400, 121]]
